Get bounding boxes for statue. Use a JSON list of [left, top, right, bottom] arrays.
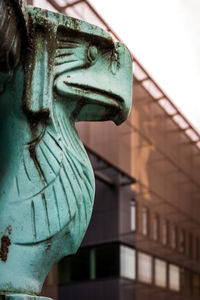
[[0, 1, 133, 299]]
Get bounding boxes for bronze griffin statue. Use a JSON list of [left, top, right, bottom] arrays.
[[0, 1, 133, 299]]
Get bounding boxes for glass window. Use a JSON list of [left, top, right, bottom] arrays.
[[138, 252, 152, 284], [131, 199, 136, 231], [196, 238, 199, 261], [58, 248, 90, 284], [120, 245, 136, 280], [90, 249, 96, 280], [162, 219, 168, 246], [142, 207, 149, 236], [189, 234, 193, 259], [155, 259, 167, 288], [171, 224, 177, 249], [59, 244, 120, 283], [180, 268, 191, 294], [169, 264, 180, 292], [152, 214, 159, 241], [179, 229, 186, 254], [95, 244, 119, 279], [192, 273, 200, 297]]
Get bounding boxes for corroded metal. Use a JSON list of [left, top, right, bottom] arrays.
[[0, 1, 133, 299]]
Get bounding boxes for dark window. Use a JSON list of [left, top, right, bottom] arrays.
[[189, 234, 193, 259], [59, 244, 120, 283], [95, 244, 119, 279], [192, 273, 200, 297], [171, 224, 177, 250], [162, 219, 168, 246], [196, 237, 200, 261], [58, 248, 90, 284], [179, 229, 186, 254], [90, 248, 96, 280], [152, 214, 159, 241], [180, 268, 191, 295]]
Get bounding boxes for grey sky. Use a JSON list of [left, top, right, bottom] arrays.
[[91, 0, 200, 132]]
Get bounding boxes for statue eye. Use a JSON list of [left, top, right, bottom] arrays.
[[87, 46, 98, 63]]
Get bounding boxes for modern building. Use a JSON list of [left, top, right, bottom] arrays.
[[29, 1, 200, 299]]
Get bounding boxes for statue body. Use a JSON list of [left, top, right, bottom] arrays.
[[0, 3, 132, 299]]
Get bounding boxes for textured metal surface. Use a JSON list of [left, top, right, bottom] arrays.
[[0, 3, 132, 300]]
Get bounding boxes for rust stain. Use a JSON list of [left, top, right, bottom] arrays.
[[6, 226, 12, 235], [0, 236, 11, 262]]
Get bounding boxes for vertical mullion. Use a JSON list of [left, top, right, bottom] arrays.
[[90, 248, 96, 280]]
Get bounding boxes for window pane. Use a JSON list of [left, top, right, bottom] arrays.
[[189, 234, 193, 259], [152, 214, 159, 241], [196, 238, 200, 261], [58, 248, 90, 283], [155, 259, 167, 288], [138, 252, 152, 284], [131, 200, 136, 231], [95, 244, 119, 279], [171, 224, 177, 249], [179, 230, 186, 253], [142, 207, 148, 236], [58, 257, 71, 284], [169, 264, 180, 292], [192, 273, 200, 297], [120, 246, 136, 280], [162, 220, 168, 246], [180, 268, 191, 294]]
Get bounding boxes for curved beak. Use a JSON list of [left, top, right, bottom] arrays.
[[55, 42, 133, 125]]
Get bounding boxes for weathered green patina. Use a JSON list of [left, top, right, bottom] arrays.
[[0, 1, 133, 299]]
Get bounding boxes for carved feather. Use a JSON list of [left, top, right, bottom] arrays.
[[10, 111, 94, 244]]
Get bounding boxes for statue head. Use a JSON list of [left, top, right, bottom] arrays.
[[24, 7, 133, 125]]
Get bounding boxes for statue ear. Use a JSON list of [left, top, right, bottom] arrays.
[[24, 21, 56, 114]]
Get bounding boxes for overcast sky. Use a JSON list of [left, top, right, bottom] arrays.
[[91, 0, 200, 132]]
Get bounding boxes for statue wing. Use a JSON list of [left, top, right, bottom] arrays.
[[10, 121, 94, 245]]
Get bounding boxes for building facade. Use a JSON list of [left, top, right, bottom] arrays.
[[30, 1, 200, 299]]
